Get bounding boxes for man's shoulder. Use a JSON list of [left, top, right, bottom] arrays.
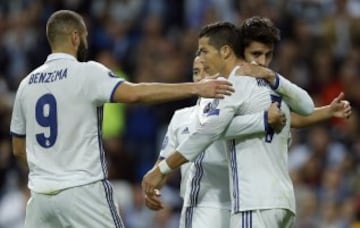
[[170, 106, 197, 127], [75, 61, 114, 80], [80, 60, 109, 71], [174, 106, 196, 117]]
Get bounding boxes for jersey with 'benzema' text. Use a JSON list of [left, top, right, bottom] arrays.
[[10, 53, 123, 194]]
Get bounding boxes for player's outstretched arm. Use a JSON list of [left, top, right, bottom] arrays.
[[12, 136, 27, 169], [291, 92, 352, 128], [112, 79, 233, 104]]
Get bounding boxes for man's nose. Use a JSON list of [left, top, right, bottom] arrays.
[[256, 55, 266, 66]]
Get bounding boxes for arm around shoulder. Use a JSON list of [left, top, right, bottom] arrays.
[[111, 79, 234, 104], [112, 81, 201, 104]]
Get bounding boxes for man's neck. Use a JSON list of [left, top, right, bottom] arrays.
[[52, 47, 77, 58], [220, 56, 240, 77]]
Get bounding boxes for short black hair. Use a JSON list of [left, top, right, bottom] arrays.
[[238, 16, 280, 56], [46, 10, 85, 48], [199, 22, 242, 57]]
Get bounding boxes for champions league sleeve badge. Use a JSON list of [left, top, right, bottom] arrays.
[[203, 99, 220, 116]]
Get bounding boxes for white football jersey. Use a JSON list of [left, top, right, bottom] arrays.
[[160, 102, 268, 209], [159, 106, 197, 198], [178, 66, 298, 214], [160, 105, 231, 209], [182, 140, 230, 209], [10, 53, 123, 194]]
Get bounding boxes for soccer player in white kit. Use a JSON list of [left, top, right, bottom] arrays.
[[142, 21, 315, 228], [144, 18, 352, 228], [9, 10, 235, 228], [152, 60, 350, 228], [146, 57, 286, 228]]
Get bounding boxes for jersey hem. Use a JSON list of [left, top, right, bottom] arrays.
[[232, 206, 295, 215]]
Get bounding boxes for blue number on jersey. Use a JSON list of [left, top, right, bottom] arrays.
[[265, 94, 282, 143], [35, 94, 58, 148]]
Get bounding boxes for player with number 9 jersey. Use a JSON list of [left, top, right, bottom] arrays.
[[10, 54, 123, 194], [10, 10, 236, 228]]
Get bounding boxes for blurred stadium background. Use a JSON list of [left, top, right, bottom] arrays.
[[0, 0, 360, 227]]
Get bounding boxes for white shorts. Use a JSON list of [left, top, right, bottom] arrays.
[[25, 180, 124, 228], [230, 209, 295, 228], [179, 206, 231, 228]]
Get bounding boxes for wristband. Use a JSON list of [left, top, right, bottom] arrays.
[[158, 160, 172, 174]]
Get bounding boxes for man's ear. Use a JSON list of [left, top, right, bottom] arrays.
[[221, 45, 232, 60], [71, 30, 79, 47]]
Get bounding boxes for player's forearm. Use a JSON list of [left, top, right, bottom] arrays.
[[273, 74, 314, 115], [128, 82, 199, 103], [166, 152, 188, 170], [176, 132, 218, 161], [223, 112, 265, 139], [291, 105, 331, 128], [155, 152, 187, 175], [179, 101, 235, 160], [12, 137, 28, 169]]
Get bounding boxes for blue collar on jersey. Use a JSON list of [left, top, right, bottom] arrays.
[[46, 53, 77, 63]]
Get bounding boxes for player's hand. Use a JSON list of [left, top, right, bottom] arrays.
[[329, 92, 352, 119], [196, 77, 234, 99], [267, 102, 286, 133], [142, 167, 167, 200], [236, 61, 276, 85], [144, 189, 164, 210]]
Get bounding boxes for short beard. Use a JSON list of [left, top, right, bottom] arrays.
[[77, 40, 88, 62]]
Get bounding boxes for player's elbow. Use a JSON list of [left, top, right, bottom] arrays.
[[112, 82, 144, 104], [299, 100, 315, 116], [113, 88, 142, 103], [12, 143, 25, 158], [291, 96, 315, 116], [12, 136, 26, 158], [124, 93, 142, 103], [13, 148, 24, 159]]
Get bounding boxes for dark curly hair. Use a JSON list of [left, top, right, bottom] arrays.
[[238, 16, 280, 57]]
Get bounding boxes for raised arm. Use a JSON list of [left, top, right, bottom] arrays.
[[291, 92, 351, 128], [112, 79, 234, 104]]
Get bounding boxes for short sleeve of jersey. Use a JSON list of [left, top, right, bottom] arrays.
[[10, 82, 26, 136], [176, 96, 235, 161], [82, 61, 124, 106], [159, 113, 178, 159]]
